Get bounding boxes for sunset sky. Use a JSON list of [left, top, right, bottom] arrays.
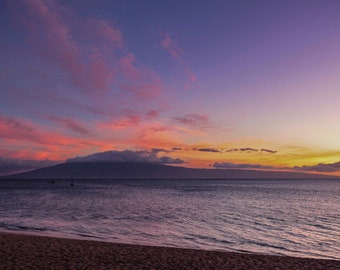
[[1, 0, 340, 175]]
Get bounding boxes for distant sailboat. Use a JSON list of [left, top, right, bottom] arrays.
[[70, 171, 74, 186]]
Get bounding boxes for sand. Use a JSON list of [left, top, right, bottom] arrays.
[[0, 232, 338, 270]]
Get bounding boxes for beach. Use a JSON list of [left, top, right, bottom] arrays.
[[0, 232, 338, 270]]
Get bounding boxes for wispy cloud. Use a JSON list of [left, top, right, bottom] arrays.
[[191, 147, 277, 154], [119, 82, 162, 100], [0, 114, 109, 160], [225, 148, 277, 154], [7, 0, 162, 99], [193, 148, 222, 153], [0, 115, 40, 143], [48, 116, 90, 135], [213, 162, 276, 170], [161, 34, 183, 60], [172, 113, 211, 130], [161, 33, 196, 87], [0, 114, 72, 148], [2, 0, 170, 161]]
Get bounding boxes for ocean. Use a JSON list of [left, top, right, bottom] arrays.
[[0, 178, 339, 260]]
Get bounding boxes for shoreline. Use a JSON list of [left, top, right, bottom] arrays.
[[0, 232, 338, 269]]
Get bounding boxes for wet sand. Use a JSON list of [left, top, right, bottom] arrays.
[[0, 232, 338, 269]]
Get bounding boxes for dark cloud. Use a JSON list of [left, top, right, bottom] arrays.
[[294, 161, 340, 172], [191, 147, 277, 154], [213, 162, 275, 170], [159, 156, 184, 164], [150, 148, 171, 154], [225, 148, 258, 153], [225, 148, 277, 154], [172, 147, 182, 151], [193, 148, 222, 153], [260, 149, 277, 154], [0, 157, 59, 176], [67, 149, 184, 165], [171, 113, 210, 130]]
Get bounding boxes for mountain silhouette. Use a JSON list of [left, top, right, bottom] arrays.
[[2, 161, 334, 179]]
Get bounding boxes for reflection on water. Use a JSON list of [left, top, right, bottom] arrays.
[[0, 178, 339, 259]]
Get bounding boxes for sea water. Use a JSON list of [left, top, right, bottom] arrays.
[[0, 178, 339, 260]]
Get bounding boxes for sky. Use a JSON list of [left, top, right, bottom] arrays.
[[1, 0, 340, 176]]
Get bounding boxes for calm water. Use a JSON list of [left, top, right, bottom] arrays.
[[0, 178, 339, 260]]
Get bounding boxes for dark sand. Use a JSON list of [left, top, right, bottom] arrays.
[[0, 232, 338, 269]]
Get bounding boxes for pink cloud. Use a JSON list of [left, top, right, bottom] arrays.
[[0, 114, 113, 160], [145, 110, 159, 119], [88, 50, 115, 93], [48, 116, 90, 135], [2, 2, 183, 162], [96, 109, 160, 131], [0, 115, 38, 143], [161, 33, 196, 88], [115, 115, 142, 129], [8, 0, 160, 99], [186, 71, 197, 83], [119, 53, 141, 80], [120, 83, 162, 99], [131, 124, 182, 148], [18, 0, 83, 86], [118, 54, 163, 99], [0, 115, 70, 148], [161, 34, 183, 60], [94, 19, 123, 45]]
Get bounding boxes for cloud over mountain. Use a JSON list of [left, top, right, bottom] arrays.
[[67, 149, 184, 165], [294, 161, 340, 172], [213, 162, 276, 170]]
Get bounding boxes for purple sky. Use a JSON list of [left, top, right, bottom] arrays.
[[1, 0, 340, 175]]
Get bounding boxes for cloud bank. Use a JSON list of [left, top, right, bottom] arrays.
[[191, 146, 277, 154], [67, 149, 184, 165], [294, 161, 340, 172], [213, 162, 276, 170], [214, 160, 340, 174]]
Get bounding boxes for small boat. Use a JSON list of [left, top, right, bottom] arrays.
[[70, 171, 74, 186]]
